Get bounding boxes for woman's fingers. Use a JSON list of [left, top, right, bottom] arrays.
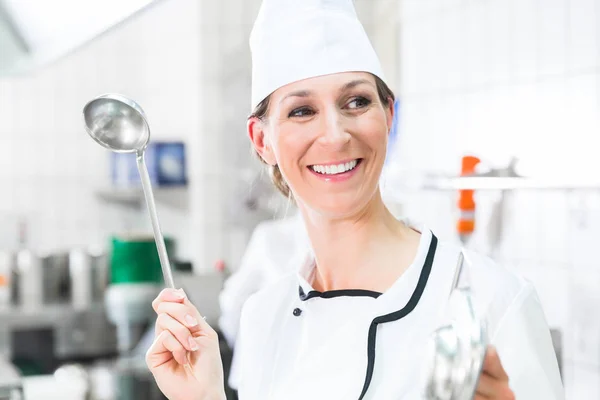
[[146, 330, 189, 367], [155, 313, 198, 352], [151, 288, 217, 370], [482, 347, 509, 381], [475, 347, 515, 400], [475, 372, 515, 399], [156, 300, 209, 336], [152, 289, 215, 336], [152, 288, 186, 312], [476, 373, 502, 397]]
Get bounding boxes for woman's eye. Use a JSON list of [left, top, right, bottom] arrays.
[[346, 96, 371, 109], [288, 107, 315, 118]]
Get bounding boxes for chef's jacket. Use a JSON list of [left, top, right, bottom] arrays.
[[231, 227, 564, 399], [219, 213, 308, 348]]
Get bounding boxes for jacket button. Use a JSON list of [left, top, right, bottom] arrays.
[[293, 308, 302, 317]]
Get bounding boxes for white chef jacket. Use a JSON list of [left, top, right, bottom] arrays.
[[219, 213, 309, 349], [232, 227, 564, 399]]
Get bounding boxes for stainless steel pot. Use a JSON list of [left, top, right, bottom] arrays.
[[13, 248, 108, 307], [42, 252, 71, 304]]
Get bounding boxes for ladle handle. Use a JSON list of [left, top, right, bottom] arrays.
[[450, 251, 464, 296], [136, 151, 176, 289]]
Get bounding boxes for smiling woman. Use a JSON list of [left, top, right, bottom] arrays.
[[146, 0, 564, 399], [247, 72, 395, 218], [249, 75, 394, 199]]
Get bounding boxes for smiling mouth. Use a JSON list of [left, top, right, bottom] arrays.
[[308, 159, 362, 175]]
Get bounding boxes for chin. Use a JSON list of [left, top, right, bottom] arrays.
[[298, 187, 379, 220]]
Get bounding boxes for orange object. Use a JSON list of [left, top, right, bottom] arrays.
[[214, 259, 226, 273], [0, 275, 7, 286], [457, 156, 480, 236], [457, 217, 475, 234], [458, 191, 475, 211], [461, 156, 480, 176]]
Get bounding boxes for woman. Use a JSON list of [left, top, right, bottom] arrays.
[[146, 0, 564, 399]]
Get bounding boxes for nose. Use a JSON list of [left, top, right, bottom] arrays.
[[316, 106, 351, 148]]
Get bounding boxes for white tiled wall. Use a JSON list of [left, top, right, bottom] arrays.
[[396, 0, 600, 397], [0, 0, 200, 260]]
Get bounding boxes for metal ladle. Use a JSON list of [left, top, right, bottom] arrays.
[[423, 251, 488, 400], [83, 94, 175, 289]]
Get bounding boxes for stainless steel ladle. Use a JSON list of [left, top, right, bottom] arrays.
[[83, 94, 175, 289], [423, 251, 488, 400]]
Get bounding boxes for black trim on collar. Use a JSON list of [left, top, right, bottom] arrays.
[[358, 233, 438, 400], [299, 286, 382, 301]]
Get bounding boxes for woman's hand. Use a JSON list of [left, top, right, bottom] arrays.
[[146, 288, 226, 400], [475, 346, 515, 400]]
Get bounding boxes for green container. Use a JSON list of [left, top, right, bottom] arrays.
[[110, 235, 174, 284]]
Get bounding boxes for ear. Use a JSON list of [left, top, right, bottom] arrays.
[[248, 117, 277, 166], [385, 98, 395, 134]]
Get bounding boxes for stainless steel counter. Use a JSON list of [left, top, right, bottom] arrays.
[[0, 303, 103, 329], [0, 303, 117, 360]]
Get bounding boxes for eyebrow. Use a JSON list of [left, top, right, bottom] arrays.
[[279, 79, 374, 104], [341, 79, 373, 91]]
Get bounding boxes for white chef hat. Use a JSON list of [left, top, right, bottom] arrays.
[[249, 0, 386, 110]]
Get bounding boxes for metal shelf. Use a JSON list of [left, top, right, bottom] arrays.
[[0, 303, 105, 330], [96, 186, 189, 210], [386, 158, 600, 192], [419, 176, 600, 191]]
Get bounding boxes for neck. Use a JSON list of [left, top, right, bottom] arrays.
[[298, 190, 420, 292]]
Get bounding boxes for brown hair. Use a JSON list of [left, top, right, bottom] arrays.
[[249, 75, 395, 198]]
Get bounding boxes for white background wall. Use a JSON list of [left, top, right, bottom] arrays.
[[0, 0, 199, 250], [0, 0, 206, 266], [395, 0, 600, 397]]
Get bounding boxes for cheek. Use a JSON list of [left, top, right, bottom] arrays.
[[355, 115, 389, 151], [272, 125, 312, 165]]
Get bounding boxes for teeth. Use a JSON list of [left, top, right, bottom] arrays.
[[310, 159, 358, 175]]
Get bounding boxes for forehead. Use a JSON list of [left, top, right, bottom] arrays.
[[271, 71, 376, 100]]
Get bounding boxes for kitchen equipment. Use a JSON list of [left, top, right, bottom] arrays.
[[69, 249, 93, 310], [21, 367, 88, 400], [110, 235, 173, 285], [53, 364, 90, 398], [457, 156, 481, 245], [0, 357, 22, 400], [105, 235, 173, 353], [104, 283, 158, 354], [89, 248, 109, 303], [10, 249, 107, 308], [111, 141, 187, 188], [83, 94, 175, 289], [41, 252, 71, 305], [0, 252, 12, 308], [0, 303, 117, 374], [15, 250, 43, 308], [423, 251, 488, 400], [114, 356, 166, 400]]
